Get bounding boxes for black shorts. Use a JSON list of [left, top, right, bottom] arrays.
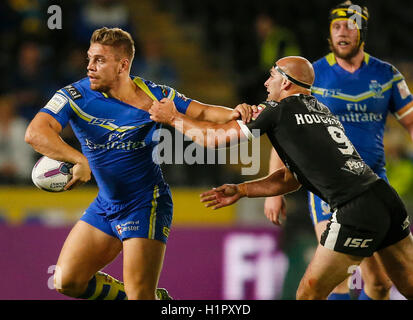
[[320, 179, 411, 257]]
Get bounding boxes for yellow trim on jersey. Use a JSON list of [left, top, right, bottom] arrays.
[[309, 192, 318, 225], [325, 52, 370, 67], [133, 77, 158, 101], [148, 185, 159, 239], [395, 100, 413, 120], [311, 72, 401, 103], [67, 99, 141, 132], [364, 53, 370, 64], [325, 53, 337, 66], [101, 92, 109, 98], [133, 76, 176, 101], [69, 100, 91, 122]]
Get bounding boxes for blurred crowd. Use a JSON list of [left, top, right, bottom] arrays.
[[0, 0, 139, 184], [1, 0, 413, 193]]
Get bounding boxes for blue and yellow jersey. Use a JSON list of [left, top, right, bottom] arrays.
[[40, 76, 192, 206], [312, 53, 413, 176]]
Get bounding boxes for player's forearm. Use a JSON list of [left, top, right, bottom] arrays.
[[238, 167, 301, 198], [25, 122, 86, 165], [170, 112, 239, 148], [200, 104, 234, 124]]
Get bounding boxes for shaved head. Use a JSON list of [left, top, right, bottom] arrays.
[[276, 56, 315, 89], [264, 56, 315, 102]]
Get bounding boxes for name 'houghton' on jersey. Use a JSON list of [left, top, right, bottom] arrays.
[[239, 95, 378, 209], [40, 76, 192, 206]]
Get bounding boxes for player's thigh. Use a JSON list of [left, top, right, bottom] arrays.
[[377, 233, 413, 298], [314, 220, 329, 242], [298, 244, 363, 299], [56, 220, 122, 285], [360, 254, 392, 289], [122, 238, 166, 296]]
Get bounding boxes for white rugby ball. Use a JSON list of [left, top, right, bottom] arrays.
[[31, 156, 73, 192]]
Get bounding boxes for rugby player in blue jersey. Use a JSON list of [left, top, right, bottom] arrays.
[[24, 27, 253, 300], [264, 1, 413, 300]]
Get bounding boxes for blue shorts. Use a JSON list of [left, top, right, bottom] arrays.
[[80, 187, 173, 243], [308, 170, 388, 225]]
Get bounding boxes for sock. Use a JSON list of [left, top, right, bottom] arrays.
[[78, 271, 127, 300], [327, 292, 351, 300], [358, 288, 373, 300], [77, 271, 171, 300]]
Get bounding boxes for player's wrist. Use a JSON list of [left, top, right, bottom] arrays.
[[237, 183, 249, 198], [169, 110, 181, 126], [74, 153, 89, 167]]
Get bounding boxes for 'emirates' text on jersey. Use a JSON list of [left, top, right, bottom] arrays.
[[241, 95, 378, 209], [312, 53, 413, 175], [40, 76, 192, 204]]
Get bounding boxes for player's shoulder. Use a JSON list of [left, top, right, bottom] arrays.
[[312, 54, 334, 86], [312, 53, 334, 71], [280, 93, 314, 105], [280, 94, 330, 114], [133, 76, 192, 105], [59, 77, 100, 102], [133, 76, 177, 100], [260, 100, 279, 108], [365, 54, 400, 77]]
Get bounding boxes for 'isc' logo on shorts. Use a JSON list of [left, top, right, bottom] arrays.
[[343, 237, 373, 248]]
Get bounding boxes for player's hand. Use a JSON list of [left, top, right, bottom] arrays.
[[200, 184, 243, 209], [64, 159, 91, 190], [149, 98, 178, 125], [264, 195, 286, 226], [231, 103, 258, 123]]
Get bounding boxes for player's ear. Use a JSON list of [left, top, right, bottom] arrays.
[[119, 58, 129, 73], [281, 78, 292, 90]]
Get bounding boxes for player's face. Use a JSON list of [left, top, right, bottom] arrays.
[[87, 43, 122, 92], [264, 67, 284, 101], [330, 20, 360, 60]]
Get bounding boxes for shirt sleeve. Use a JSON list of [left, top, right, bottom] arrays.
[[388, 65, 413, 120], [237, 101, 279, 140], [39, 89, 75, 129], [155, 84, 192, 114]]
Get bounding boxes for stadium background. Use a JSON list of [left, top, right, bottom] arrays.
[[1, 0, 413, 299]]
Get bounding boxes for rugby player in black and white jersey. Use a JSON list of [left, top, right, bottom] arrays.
[[148, 56, 413, 299]]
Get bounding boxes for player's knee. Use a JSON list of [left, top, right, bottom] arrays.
[[296, 279, 325, 300], [55, 275, 88, 298], [365, 279, 392, 297]]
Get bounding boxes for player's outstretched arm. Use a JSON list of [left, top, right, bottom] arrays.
[[149, 98, 245, 148], [200, 166, 301, 210], [185, 100, 256, 124], [25, 112, 91, 190]]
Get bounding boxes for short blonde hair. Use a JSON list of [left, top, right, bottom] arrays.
[[90, 27, 135, 61]]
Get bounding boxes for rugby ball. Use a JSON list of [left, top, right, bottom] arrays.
[[31, 156, 73, 192]]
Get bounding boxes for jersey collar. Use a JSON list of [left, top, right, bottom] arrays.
[[326, 52, 370, 66]]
